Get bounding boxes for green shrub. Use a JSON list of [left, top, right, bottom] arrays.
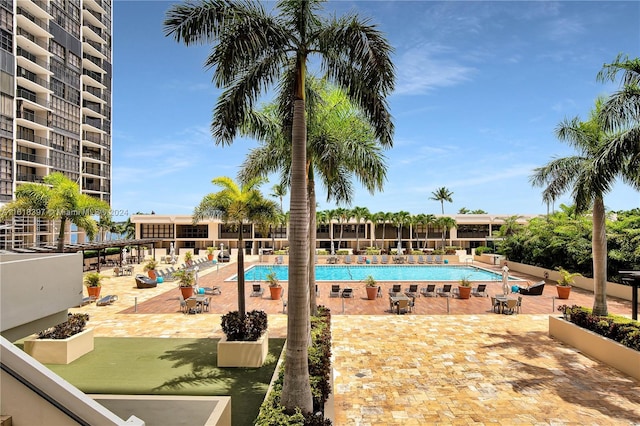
[[558, 305, 640, 351], [336, 250, 349, 255], [475, 246, 492, 255], [316, 250, 328, 255], [221, 310, 268, 342]]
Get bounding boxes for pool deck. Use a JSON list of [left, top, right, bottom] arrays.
[[70, 256, 640, 425]]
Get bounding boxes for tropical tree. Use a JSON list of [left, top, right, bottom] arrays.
[[415, 213, 436, 249], [270, 183, 288, 212], [391, 211, 411, 252], [436, 216, 457, 249], [530, 99, 619, 316], [238, 78, 388, 314], [193, 176, 277, 318], [458, 207, 470, 214], [497, 215, 524, 237], [351, 206, 370, 253], [470, 209, 487, 214], [164, 0, 393, 412], [372, 211, 391, 250], [0, 172, 110, 252], [430, 187, 453, 215], [595, 54, 640, 186]]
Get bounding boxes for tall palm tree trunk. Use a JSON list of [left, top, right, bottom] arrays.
[[308, 171, 318, 315], [592, 196, 608, 316], [57, 217, 67, 252], [237, 226, 246, 317], [281, 96, 313, 413]]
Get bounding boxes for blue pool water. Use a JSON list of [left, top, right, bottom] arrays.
[[230, 265, 514, 282]]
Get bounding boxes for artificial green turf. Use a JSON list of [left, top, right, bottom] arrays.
[[39, 337, 285, 426]]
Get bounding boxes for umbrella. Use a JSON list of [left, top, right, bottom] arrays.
[[502, 265, 510, 295], [330, 241, 335, 255], [169, 243, 175, 263], [122, 247, 128, 265]]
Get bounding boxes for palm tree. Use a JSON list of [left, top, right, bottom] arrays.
[[0, 172, 110, 252], [391, 211, 411, 253], [351, 206, 370, 253], [238, 78, 388, 314], [193, 176, 277, 318], [414, 213, 435, 249], [270, 183, 287, 212], [371, 211, 387, 249], [430, 187, 454, 215], [498, 215, 523, 237], [164, 0, 394, 411], [334, 207, 350, 253], [436, 216, 457, 249], [595, 54, 640, 186], [530, 99, 618, 316]]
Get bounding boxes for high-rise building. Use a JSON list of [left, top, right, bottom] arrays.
[[0, 0, 112, 249]]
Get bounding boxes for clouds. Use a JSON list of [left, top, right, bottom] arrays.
[[394, 43, 476, 95]]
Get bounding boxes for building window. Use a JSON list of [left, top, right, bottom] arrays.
[[141, 224, 174, 239], [176, 224, 208, 239], [0, 28, 11, 52]]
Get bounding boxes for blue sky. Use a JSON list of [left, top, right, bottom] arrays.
[[112, 1, 640, 219]]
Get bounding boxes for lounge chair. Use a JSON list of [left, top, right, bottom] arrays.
[[203, 286, 221, 295], [407, 255, 416, 264], [472, 284, 488, 297], [341, 288, 353, 298], [357, 255, 365, 264], [274, 255, 283, 265], [344, 255, 352, 264], [250, 284, 264, 297], [389, 284, 402, 295], [405, 284, 419, 298], [437, 284, 452, 297], [417, 255, 425, 264], [518, 280, 545, 296], [96, 295, 118, 306], [78, 296, 96, 306], [420, 284, 437, 297], [380, 255, 389, 264], [371, 255, 379, 264], [426, 255, 434, 264], [135, 274, 157, 289], [434, 255, 443, 264], [329, 284, 341, 298]]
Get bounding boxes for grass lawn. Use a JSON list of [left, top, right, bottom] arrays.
[[28, 337, 285, 426]]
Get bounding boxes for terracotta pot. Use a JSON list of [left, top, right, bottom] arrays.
[[208, 254, 214, 261], [87, 286, 101, 299], [458, 286, 472, 299], [269, 286, 283, 300], [366, 286, 378, 300], [180, 286, 194, 299], [148, 270, 157, 280], [556, 285, 571, 299]]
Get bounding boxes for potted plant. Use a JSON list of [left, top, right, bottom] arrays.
[[84, 272, 102, 298], [206, 246, 215, 261], [174, 268, 195, 299], [143, 258, 158, 279], [458, 276, 472, 299], [556, 267, 581, 299], [218, 310, 269, 367], [184, 250, 194, 266], [266, 270, 283, 300], [365, 275, 378, 300], [24, 313, 94, 364]]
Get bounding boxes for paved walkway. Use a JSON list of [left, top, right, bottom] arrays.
[[70, 256, 640, 425]]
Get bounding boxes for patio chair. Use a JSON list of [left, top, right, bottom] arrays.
[[504, 299, 518, 315], [436, 284, 452, 297], [179, 294, 188, 313], [420, 284, 437, 297], [426, 255, 434, 264], [274, 255, 283, 265], [405, 284, 419, 298], [371, 255, 379, 264], [407, 255, 416, 264], [250, 284, 264, 297], [344, 255, 352, 264], [380, 255, 390, 264], [389, 284, 402, 295], [113, 267, 121, 277], [434, 255, 443, 264], [490, 296, 501, 313], [472, 284, 488, 297], [329, 284, 341, 298], [185, 298, 200, 314], [516, 296, 523, 314], [341, 288, 353, 298], [417, 255, 425, 264], [96, 295, 118, 306], [396, 299, 410, 315]]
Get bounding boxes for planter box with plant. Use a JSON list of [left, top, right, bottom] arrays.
[[174, 268, 195, 299], [365, 275, 378, 300], [551, 305, 640, 380], [458, 276, 472, 299], [84, 272, 102, 299], [144, 258, 158, 279], [556, 267, 580, 299], [206, 246, 215, 261], [217, 310, 269, 367], [266, 271, 282, 300], [184, 250, 194, 266], [24, 313, 94, 364]]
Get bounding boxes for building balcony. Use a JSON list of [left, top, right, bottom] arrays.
[[16, 129, 50, 147], [16, 7, 50, 38], [16, 88, 50, 110], [16, 110, 50, 128], [16, 174, 45, 183], [16, 152, 49, 166]]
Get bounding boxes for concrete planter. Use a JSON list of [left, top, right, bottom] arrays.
[[549, 316, 640, 381], [217, 331, 269, 368], [24, 328, 94, 365]]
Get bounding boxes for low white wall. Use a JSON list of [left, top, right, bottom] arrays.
[[504, 261, 633, 302], [92, 395, 231, 426]]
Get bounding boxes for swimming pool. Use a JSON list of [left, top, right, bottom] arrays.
[[230, 265, 517, 282]]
